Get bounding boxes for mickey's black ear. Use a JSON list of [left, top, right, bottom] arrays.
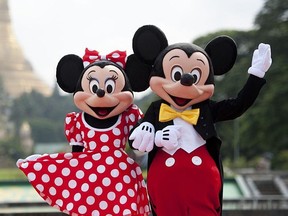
[[205, 36, 237, 75], [132, 25, 168, 65], [56, 54, 84, 93]]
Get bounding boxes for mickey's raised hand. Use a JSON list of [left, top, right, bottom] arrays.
[[248, 43, 272, 78]]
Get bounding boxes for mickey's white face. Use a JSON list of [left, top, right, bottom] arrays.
[[150, 48, 214, 110], [74, 64, 133, 119]]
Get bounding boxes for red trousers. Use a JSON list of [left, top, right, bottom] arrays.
[[147, 145, 221, 216]]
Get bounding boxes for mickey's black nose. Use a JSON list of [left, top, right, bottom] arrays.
[[96, 89, 105, 97], [180, 74, 195, 86]]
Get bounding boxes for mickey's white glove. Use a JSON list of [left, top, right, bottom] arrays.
[[155, 125, 181, 150], [129, 122, 155, 152], [248, 43, 272, 78]]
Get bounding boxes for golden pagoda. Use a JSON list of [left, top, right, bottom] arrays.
[[0, 0, 52, 98]]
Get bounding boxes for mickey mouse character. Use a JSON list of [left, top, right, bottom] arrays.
[[17, 49, 151, 216], [128, 25, 272, 216]]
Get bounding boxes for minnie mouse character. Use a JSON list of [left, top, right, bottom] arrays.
[[17, 49, 151, 216], [127, 25, 272, 216]]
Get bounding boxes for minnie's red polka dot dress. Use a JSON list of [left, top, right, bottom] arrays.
[[18, 105, 151, 216]]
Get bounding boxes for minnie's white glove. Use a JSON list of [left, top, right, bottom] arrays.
[[155, 125, 181, 150], [248, 43, 272, 78], [129, 122, 155, 152]]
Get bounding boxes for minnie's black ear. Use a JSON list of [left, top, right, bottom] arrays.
[[132, 25, 168, 65], [125, 54, 152, 92], [205, 36, 237, 75], [56, 54, 84, 93]]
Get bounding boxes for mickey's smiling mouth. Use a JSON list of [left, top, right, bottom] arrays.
[[88, 105, 117, 117], [170, 95, 191, 107]]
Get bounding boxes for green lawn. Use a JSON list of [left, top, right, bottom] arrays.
[[0, 168, 27, 181]]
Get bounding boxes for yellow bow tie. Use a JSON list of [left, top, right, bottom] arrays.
[[159, 103, 200, 125]]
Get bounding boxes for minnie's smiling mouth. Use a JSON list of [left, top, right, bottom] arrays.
[[88, 105, 116, 117]]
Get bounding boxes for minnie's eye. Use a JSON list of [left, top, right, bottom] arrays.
[[190, 69, 201, 84], [171, 66, 183, 82], [105, 79, 116, 94], [89, 79, 100, 94]]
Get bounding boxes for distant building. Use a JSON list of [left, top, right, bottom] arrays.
[[0, 0, 51, 98]]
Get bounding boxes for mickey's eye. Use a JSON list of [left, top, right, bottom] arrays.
[[171, 66, 183, 82], [105, 78, 116, 94], [89, 79, 100, 94], [190, 69, 201, 84]]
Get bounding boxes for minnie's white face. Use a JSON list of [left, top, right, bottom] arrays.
[[150, 49, 214, 110], [74, 64, 133, 119]]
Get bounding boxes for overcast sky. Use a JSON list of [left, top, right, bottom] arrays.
[[8, 0, 265, 92]]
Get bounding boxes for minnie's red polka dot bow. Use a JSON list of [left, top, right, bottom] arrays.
[[82, 48, 127, 68]]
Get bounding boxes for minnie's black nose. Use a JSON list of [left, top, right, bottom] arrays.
[[180, 74, 195, 86], [96, 89, 105, 97]]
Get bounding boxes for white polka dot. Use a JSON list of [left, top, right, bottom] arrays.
[[76, 121, 81, 129], [113, 205, 120, 214], [55, 177, 63, 186], [42, 174, 50, 183], [107, 191, 116, 201], [127, 157, 134, 164], [113, 128, 121, 136], [92, 153, 101, 161], [111, 169, 119, 178], [87, 196, 95, 205], [114, 150, 122, 158], [100, 134, 109, 142], [136, 167, 142, 175], [192, 156, 202, 166], [33, 163, 42, 171], [78, 205, 87, 214], [62, 168, 71, 176], [36, 184, 44, 192], [129, 113, 136, 122], [64, 153, 73, 159], [101, 146, 109, 152], [99, 201, 108, 210], [124, 126, 128, 134], [67, 203, 74, 211], [123, 209, 132, 215], [131, 203, 137, 211], [28, 172, 36, 181], [89, 141, 97, 150], [56, 199, 63, 207], [119, 162, 127, 170], [62, 189, 70, 198], [131, 170, 136, 179], [48, 164, 57, 173], [65, 116, 71, 124], [68, 180, 77, 189], [76, 170, 85, 179], [92, 210, 100, 216], [50, 153, 58, 159], [75, 134, 82, 142], [69, 159, 78, 167], [20, 162, 28, 169], [115, 183, 123, 192], [81, 183, 89, 192], [97, 165, 106, 173], [66, 203, 74, 211], [123, 175, 131, 184], [127, 189, 135, 197], [105, 156, 114, 165], [102, 177, 111, 187], [165, 157, 175, 167], [84, 161, 93, 169], [89, 174, 97, 182], [94, 187, 103, 195], [49, 187, 56, 196], [113, 139, 121, 148], [88, 130, 95, 138], [74, 193, 81, 201], [120, 195, 127, 204]]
